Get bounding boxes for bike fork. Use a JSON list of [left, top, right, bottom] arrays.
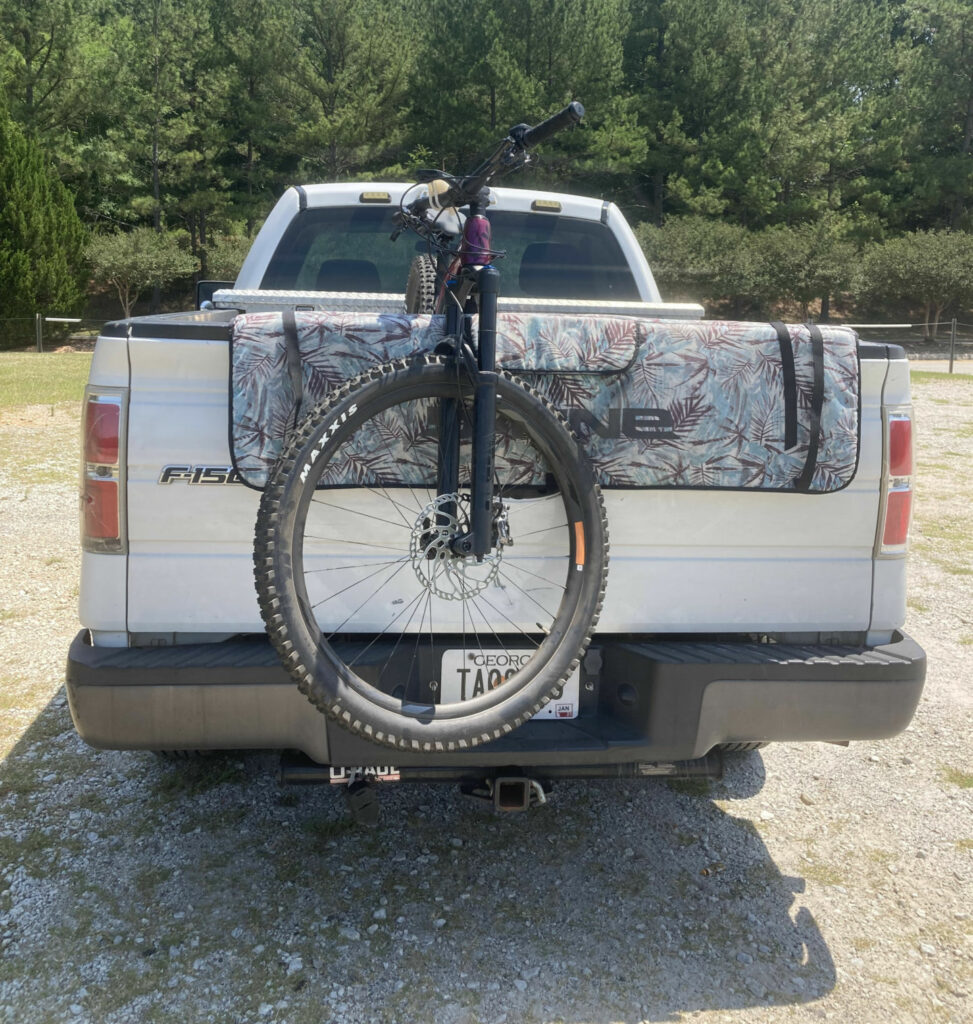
[[470, 265, 500, 557], [435, 265, 500, 560]]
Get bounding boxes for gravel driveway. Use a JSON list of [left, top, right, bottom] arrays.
[[0, 365, 970, 1024]]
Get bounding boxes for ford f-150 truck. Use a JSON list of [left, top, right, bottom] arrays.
[[66, 177, 925, 812]]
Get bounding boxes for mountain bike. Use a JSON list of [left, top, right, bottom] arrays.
[[254, 102, 609, 752]]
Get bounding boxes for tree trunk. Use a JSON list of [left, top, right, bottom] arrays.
[[653, 169, 665, 226], [820, 293, 831, 323], [246, 137, 255, 236], [199, 212, 208, 279]]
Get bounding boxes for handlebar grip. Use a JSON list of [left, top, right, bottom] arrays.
[[521, 101, 585, 149]]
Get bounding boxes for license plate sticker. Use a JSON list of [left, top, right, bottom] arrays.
[[439, 649, 580, 720]]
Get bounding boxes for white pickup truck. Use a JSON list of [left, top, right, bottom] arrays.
[[67, 178, 925, 809]]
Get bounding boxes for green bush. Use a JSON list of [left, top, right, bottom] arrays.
[[859, 231, 973, 339], [87, 228, 200, 318]]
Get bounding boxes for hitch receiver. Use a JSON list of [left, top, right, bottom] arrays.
[[493, 776, 547, 812]]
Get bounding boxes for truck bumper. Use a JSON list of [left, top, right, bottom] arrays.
[[66, 630, 926, 767]]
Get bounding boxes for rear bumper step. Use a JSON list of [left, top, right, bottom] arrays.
[[66, 630, 925, 766]]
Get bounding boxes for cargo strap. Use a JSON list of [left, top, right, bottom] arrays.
[[282, 309, 303, 428], [770, 321, 798, 450], [795, 323, 825, 492]]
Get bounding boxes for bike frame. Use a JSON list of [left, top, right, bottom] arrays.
[[403, 102, 586, 561]]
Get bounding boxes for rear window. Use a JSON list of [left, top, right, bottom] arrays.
[[260, 206, 640, 300]]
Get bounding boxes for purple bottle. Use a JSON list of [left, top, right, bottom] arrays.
[[461, 212, 492, 266]]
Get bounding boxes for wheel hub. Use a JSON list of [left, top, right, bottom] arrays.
[[409, 493, 502, 600]]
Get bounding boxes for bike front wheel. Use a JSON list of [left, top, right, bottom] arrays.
[[254, 355, 608, 752]]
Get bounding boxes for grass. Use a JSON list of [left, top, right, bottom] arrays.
[[941, 766, 973, 789], [0, 351, 92, 408], [911, 370, 973, 383], [802, 861, 846, 887], [667, 777, 711, 797], [150, 756, 246, 798], [0, 367, 86, 485]]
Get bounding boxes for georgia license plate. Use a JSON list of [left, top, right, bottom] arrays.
[[439, 649, 580, 720]]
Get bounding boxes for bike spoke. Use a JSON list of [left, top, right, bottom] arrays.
[[366, 486, 428, 523], [498, 557, 568, 592], [366, 586, 428, 678], [309, 556, 410, 611], [324, 559, 411, 640], [372, 407, 428, 514], [304, 534, 405, 553], [495, 567, 560, 620], [310, 497, 410, 530], [471, 592, 542, 649], [304, 557, 404, 575], [347, 588, 426, 670], [514, 523, 568, 540]]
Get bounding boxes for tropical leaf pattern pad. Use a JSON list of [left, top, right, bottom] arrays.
[[230, 311, 859, 492]]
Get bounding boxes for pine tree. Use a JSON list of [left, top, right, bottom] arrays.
[[0, 95, 86, 348]]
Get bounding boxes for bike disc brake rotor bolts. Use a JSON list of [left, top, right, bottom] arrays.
[[409, 493, 502, 600]]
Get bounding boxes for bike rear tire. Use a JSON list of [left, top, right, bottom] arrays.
[[254, 355, 608, 752], [405, 254, 437, 313]]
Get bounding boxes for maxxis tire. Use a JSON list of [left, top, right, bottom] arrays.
[[254, 355, 608, 753], [405, 254, 437, 313]]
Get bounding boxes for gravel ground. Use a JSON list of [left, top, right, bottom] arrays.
[[0, 370, 970, 1024]]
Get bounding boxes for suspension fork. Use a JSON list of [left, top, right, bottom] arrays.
[[436, 300, 463, 522], [435, 266, 500, 559], [470, 265, 500, 557]]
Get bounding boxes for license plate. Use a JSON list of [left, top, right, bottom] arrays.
[[439, 649, 580, 719]]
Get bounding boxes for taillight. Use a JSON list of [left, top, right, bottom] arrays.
[[85, 400, 119, 464], [81, 391, 126, 553], [879, 411, 913, 554], [888, 416, 912, 477]]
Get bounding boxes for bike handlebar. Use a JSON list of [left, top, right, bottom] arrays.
[[394, 101, 584, 240], [520, 101, 585, 149]]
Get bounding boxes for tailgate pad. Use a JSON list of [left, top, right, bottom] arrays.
[[230, 311, 859, 492]]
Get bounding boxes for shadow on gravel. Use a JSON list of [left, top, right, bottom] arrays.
[[0, 698, 836, 1024]]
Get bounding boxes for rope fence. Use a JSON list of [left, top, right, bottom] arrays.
[[851, 318, 972, 373], [0, 314, 103, 352]]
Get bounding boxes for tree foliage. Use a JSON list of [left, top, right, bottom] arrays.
[[0, 0, 971, 319], [87, 227, 199, 317], [0, 94, 86, 346], [859, 231, 973, 337]]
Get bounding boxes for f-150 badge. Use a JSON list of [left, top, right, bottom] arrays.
[[159, 465, 243, 484]]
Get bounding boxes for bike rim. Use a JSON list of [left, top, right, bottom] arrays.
[[286, 371, 590, 720]]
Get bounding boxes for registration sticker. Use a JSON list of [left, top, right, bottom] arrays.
[[439, 649, 580, 720]]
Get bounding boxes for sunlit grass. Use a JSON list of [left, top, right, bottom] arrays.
[[911, 369, 973, 383], [0, 352, 92, 408]]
